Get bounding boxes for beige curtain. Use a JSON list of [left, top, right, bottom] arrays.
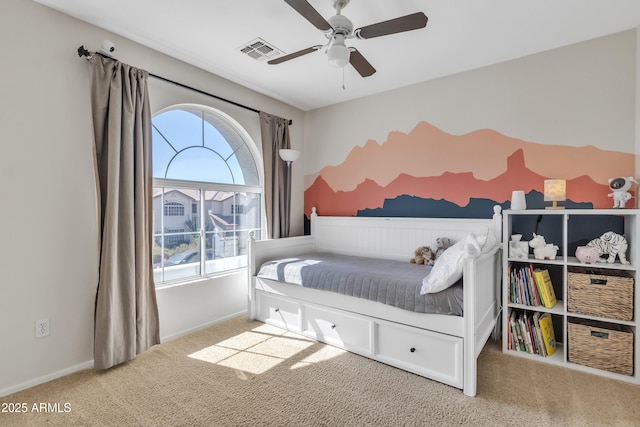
[[259, 112, 291, 238], [88, 54, 160, 370]]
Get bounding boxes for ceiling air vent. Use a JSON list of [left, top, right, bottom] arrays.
[[237, 38, 283, 61]]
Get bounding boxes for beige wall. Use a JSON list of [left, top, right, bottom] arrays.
[[303, 30, 637, 180], [0, 0, 304, 396]]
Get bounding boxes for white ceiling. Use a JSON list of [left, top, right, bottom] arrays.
[[35, 0, 640, 111]]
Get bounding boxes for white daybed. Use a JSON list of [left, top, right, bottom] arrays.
[[248, 206, 502, 396]]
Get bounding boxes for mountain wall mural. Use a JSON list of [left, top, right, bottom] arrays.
[[304, 121, 636, 219]]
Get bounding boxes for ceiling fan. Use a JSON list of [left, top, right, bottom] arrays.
[[268, 0, 428, 77]]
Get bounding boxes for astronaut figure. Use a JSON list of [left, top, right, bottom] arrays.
[[608, 176, 639, 208]]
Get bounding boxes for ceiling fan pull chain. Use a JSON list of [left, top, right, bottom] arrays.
[[342, 67, 346, 90]]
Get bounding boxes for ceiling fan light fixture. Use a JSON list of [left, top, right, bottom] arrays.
[[275, 0, 427, 77], [327, 35, 350, 68], [328, 44, 349, 68]]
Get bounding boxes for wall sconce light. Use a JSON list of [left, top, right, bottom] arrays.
[[279, 149, 300, 165], [278, 148, 300, 238], [544, 179, 566, 209]]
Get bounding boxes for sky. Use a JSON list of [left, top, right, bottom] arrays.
[[152, 109, 246, 184]]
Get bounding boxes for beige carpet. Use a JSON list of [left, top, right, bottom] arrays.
[[2, 316, 639, 427]]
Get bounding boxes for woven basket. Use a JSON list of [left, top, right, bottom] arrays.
[[567, 267, 634, 321], [568, 318, 634, 376]]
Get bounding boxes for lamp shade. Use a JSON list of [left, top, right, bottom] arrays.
[[279, 149, 300, 163], [510, 190, 527, 210], [544, 179, 566, 209]]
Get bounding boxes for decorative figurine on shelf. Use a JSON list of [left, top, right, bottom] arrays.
[[608, 176, 639, 209], [509, 234, 529, 259], [586, 231, 630, 264], [528, 233, 559, 260], [575, 246, 600, 264]]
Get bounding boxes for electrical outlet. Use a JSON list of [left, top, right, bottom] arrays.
[[35, 318, 50, 338]]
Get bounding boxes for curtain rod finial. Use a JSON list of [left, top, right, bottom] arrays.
[[77, 45, 91, 58]]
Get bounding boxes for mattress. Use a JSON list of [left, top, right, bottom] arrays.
[[256, 252, 463, 316]]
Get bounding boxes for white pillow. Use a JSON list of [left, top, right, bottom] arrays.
[[478, 227, 499, 254], [420, 233, 482, 294]]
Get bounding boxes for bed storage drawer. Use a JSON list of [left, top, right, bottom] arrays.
[[375, 322, 463, 388], [256, 291, 302, 332], [303, 304, 373, 355]]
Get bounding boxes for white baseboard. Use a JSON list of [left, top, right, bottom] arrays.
[[0, 310, 248, 398], [160, 310, 247, 343], [0, 360, 94, 398]]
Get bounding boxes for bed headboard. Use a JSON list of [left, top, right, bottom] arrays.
[[310, 206, 502, 262]]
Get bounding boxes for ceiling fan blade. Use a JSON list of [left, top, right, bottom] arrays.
[[283, 0, 332, 31], [349, 49, 376, 77], [355, 12, 428, 39], [268, 45, 322, 65]]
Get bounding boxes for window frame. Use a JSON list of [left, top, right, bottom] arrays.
[[151, 104, 263, 287]]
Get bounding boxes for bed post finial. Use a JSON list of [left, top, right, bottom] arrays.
[[492, 205, 502, 243], [310, 207, 318, 238]]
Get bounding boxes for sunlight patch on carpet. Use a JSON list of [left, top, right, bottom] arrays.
[[188, 344, 238, 364], [217, 351, 284, 374], [290, 345, 346, 370], [188, 326, 317, 375], [214, 331, 273, 350], [250, 336, 314, 358]]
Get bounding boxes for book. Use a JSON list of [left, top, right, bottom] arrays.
[[533, 270, 547, 307], [533, 269, 557, 308], [532, 311, 546, 357], [538, 313, 557, 356], [527, 264, 541, 306], [509, 264, 547, 307], [523, 312, 535, 354], [518, 269, 529, 305], [519, 315, 533, 353], [509, 265, 516, 304], [510, 309, 556, 356], [510, 311, 526, 351]]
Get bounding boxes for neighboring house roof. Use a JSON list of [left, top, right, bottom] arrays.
[[208, 212, 236, 231], [208, 192, 235, 202], [153, 188, 198, 201]]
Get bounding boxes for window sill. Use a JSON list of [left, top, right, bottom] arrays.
[[154, 267, 247, 290]]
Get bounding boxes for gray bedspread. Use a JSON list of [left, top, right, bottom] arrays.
[[256, 252, 463, 316]]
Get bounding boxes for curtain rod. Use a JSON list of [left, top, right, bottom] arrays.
[[77, 45, 292, 125]]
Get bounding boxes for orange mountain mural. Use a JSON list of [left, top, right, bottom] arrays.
[[304, 121, 636, 218], [305, 121, 634, 193]]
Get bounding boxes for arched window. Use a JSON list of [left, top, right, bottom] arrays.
[[152, 105, 262, 286]]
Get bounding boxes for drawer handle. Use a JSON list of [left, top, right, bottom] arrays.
[[331, 324, 336, 329], [410, 347, 416, 353]]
